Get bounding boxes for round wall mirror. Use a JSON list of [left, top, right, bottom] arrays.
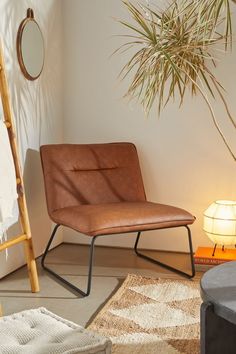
[[17, 9, 44, 81]]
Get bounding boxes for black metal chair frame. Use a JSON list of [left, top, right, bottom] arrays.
[[41, 224, 195, 297]]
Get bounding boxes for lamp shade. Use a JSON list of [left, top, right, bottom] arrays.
[[203, 200, 236, 246]]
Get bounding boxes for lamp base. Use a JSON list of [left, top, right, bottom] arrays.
[[212, 243, 229, 257], [194, 247, 236, 270]]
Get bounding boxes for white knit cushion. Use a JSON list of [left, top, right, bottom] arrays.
[[0, 307, 112, 354]]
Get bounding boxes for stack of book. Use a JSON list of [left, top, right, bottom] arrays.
[[194, 247, 236, 271]]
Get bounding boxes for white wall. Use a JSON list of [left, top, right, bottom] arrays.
[[0, 0, 63, 278], [62, 0, 236, 252], [1, 0, 235, 280]]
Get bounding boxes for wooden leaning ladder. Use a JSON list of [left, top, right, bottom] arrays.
[[0, 41, 39, 295]]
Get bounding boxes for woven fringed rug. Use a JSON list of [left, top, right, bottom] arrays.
[[88, 274, 201, 354]]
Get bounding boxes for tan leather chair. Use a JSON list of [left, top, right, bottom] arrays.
[[40, 143, 195, 296]]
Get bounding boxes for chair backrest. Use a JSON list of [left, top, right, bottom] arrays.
[[40, 143, 146, 216]]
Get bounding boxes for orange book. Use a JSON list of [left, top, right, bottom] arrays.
[[194, 247, 236, 265]]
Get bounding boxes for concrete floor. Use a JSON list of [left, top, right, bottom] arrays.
[[0, 244, 201, 327]]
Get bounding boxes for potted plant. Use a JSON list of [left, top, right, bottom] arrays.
[[117, 0, 236, 160]]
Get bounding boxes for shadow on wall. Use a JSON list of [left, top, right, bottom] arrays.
[[0, 148, 63, 279], [23, 148, 52, 257], [0, 149, 50, 279], [0, 221, 23, 279], [0, 0, 63, 275], [0, 0, 63, 164]]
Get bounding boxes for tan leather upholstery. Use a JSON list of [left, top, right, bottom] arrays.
[[40, 143, 195, 237], [52, 202, 194, 237], [40, 143, 146, 213]]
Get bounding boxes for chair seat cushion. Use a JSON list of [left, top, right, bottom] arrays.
[[0, 307, 112, 354], [51, 202, 195, 236]]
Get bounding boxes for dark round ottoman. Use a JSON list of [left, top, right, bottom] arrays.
[[200, 261, 236, 354]]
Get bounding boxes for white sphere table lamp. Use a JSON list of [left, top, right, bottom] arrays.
[[203, 200, 236, 256]]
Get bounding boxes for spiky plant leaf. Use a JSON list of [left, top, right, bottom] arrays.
[[117, 0, 232, 115], [116, 0, 236, 160]]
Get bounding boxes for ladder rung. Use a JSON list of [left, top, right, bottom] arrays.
[[0, 234, 27, 251], [4, 121, 11, 128]]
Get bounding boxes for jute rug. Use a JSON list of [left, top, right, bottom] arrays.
[[88, 274, 201, 354]]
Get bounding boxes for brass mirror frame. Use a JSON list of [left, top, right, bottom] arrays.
[[17, 8, 44, 81]]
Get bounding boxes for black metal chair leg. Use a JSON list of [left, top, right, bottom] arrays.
[[41, 224, 97, 297], [134, 225, 195, 278]]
